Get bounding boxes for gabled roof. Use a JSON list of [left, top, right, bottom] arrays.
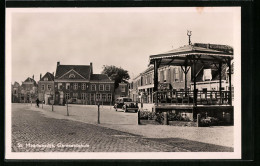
[[55, 65, 91, 80], [40, 72, 54, 81], [24, 77, 36, 83], [23, 77, 37, 86], [90, 74, 113, 82], [13, 81, 20, 87]]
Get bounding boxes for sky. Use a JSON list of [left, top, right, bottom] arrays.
[[9, 7, 238, 84]]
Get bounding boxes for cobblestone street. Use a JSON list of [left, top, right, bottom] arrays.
[[12, 104, 233, 152]]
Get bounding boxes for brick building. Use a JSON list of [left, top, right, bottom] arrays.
[[20, 77, 38, 103], [130, 65, 191, 103], [114, 82, 129, 99], [54, 62, 114, 105], [12, 81, 21, 103], [38, 72, 55, 104]]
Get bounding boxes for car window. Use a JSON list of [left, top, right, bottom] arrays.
[[123, 98, 132, 102]]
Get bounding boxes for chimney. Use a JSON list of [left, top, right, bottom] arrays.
[[57, 61, 60, 66], [53, 72, 54, 76], [40, 73, 42, 80], [32, 75, 34, 80], [90, 62, 93, 74], [207, 43, 210, 49]]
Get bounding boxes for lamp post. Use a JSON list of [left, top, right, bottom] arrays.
[[50, 90, 54, 112]]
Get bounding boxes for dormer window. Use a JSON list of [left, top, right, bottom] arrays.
[[69, 74, 75, 79]]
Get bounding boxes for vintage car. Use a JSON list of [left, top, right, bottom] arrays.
[[114, 97, 139, 113]]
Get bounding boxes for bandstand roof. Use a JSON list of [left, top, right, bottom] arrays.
[[149, 43, 233, 66]]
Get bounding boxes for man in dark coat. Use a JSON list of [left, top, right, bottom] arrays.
[[36, 98, 40, 108]]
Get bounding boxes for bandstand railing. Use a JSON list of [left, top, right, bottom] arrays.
[[154, 90, 232, 105]]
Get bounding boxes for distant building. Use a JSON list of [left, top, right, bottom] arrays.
[[130, 65, 191, 103], [114, 82, 129, 99], [20, 76, 38, 103], [54, 62, 114, 105], [12, 81, 21, 103], [38, 72, 55, 104]]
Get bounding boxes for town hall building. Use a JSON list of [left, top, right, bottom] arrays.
[[54, 62, 114, 105]]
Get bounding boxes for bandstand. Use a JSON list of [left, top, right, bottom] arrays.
[[149, 43, 234, 121]]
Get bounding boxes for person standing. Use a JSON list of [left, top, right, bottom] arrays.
[[36, 98, 40, 108]]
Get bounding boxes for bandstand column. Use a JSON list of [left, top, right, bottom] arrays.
[[228, 59, 232, 105], [219, 62, 222, 104], [193, 59, 197, 106], [153, 59, 159, 105]]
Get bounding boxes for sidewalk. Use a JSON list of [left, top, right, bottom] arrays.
[[31, 104, 233, 148]]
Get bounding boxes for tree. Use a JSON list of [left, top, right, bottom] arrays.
[[101, 65, 130, 89]]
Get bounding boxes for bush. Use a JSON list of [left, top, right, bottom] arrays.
[[200, 117, 219, 126], [140, 111, 156, 120], [155, 112, 164, 124], [154, 112, 191, 124]]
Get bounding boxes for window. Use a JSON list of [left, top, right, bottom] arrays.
[[174, 68, 179, 82], [99, 84, 104, 91], [73, 93, 78, 98], [107, 94, 112, 101], [180, 69, 183, 82], [121, 85, 125, 92], [105, 84, 110, 91], [41, 84, 45, 91], [73, 83, 78, 90], [163, 70, 167, 82], [65, 93, 70, 99], [14, 90, 17, 94], [82, 83, 86, 90], [44, 77, 48, 81], [47, 84, 51, 91], [69, 74, 75, 78], [58, 83, 62, 90], [102, 94, 106, 101], [91, 84, 96, 91], [91, 94, 95, 100], [66, 83, 70, 90], [81, 93, 86, 100], [96, 94, 101, 100]]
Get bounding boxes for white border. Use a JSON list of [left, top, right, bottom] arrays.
[[5, 7, 241, 159]]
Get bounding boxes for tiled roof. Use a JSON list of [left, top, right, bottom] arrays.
[[40, 72, 54, 81], [90, 74, 113, 82], [55, 65, 91, 79]]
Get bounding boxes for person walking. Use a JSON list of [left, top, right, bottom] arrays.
[[36, 98, 40, 108]]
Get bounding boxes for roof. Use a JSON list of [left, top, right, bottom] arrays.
[[40, 72, 54, 81], [55, 65, 91, 79], [23, 77, 37, 86], [149, 43, 233, 66], [90, 74, 113, 82], [24, 77, 36, 83], [13, 81, 20, 87]]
